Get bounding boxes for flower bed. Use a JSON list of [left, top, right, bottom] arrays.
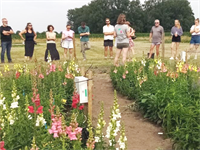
[[0, 61, 127, 150], [110, 59, 200, 150]]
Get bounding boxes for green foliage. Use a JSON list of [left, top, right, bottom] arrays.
[[110, 59, 200, 150], [67, 0, 195, 33]]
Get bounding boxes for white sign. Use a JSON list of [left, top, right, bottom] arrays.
[[74, 76, 88, 104]]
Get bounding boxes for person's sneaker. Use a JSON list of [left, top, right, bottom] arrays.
[[170, 57, 174, 60], [194, 55, 197, 59], [104, 57, 107, 59], [175, 57, 178, 60], [110, 56, 113, 59]]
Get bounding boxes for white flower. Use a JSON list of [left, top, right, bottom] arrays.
[[16, 95, 20, 100], [28, 115, 32, 120], [36, 114, 46, 126], [95, 136, 100, 142], [10, 119, 15, 125], [10, 102, 19, 109], [0, 100, 4, 105], [3, 104, 6, 110]]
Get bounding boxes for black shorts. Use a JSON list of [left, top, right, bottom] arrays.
[[117, 43, 129, 49], [172, 35, 181, 42], [104, 40, 113, 47]]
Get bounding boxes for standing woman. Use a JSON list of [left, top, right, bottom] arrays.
[[19, 23, 37, 60], [44, 25, 60, 62], [114, 14, 130, 66], [125, 21, 135, 61], [170, 20, 183, 60], [189, 18, 200, 59], [61, 24, 75, 60]]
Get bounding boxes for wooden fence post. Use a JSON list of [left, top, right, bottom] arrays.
[[162, 32, 165, 59], [73, 38, 76, 60], [88, 71, 93, 120]]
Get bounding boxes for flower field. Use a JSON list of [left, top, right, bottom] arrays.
[[110, 59, 200, 150], [0, 61, 127, 150]]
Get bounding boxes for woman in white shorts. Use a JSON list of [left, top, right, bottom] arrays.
[[62, 24, 75, 60]]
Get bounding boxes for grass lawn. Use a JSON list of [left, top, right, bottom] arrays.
[[0, 37, 199, 70]]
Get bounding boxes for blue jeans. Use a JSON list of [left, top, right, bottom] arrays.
[[1, 41, 12, 63]]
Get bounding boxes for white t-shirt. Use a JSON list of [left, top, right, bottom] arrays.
[[46, 32, 56, 43], [190, 25, 200, 35], [62, 30, 75, 41], [103, 25, 114, 40]]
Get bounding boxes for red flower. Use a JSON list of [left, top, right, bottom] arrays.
[[16, 71, 20, 79], [72, 102, 77, 108], [0, 141, 6, 150], [28, 106, 34, 113], [79, 105, 84, 110], [34, 94, 41, 106], [36, 106, 43, 114]]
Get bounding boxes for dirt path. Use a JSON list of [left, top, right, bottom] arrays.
[[92, 73, 172, 150]]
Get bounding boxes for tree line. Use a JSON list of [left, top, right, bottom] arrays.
[[67, 0, 195, 33]]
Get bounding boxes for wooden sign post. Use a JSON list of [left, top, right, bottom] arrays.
[[73, 38, 76, 60], [162, 32, 165, 59]]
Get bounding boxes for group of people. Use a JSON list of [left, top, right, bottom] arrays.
[[0, 15, 200, 65]]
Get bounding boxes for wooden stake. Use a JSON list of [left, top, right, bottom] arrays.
[[88, 70, 93, 120], [81, 67, 85, 76], [73, 37, 76, 60], [162, 32, 165, 59]]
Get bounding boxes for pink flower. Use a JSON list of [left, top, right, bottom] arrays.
[[122, 74, 126, 79], [113, 69, 117, 73], [62, 82, 67, 85], [0, 141, 6, 150], [50, 64, 56, 72], [66, 126, 72, 134], [197, 67, 200, 72], [68, 132, 77, 140], [125, 70, 128, 74], [75, 127, 82, 134], [38, 73, 44, 79]]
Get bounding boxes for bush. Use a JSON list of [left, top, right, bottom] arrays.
[[110, 59, 200, 150]]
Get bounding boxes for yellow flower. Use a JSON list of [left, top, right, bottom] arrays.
[[62, 99, 67, 104], [0, 71, 2, 77], [193, 66, 197, 72], [4, 65, 9, 72]]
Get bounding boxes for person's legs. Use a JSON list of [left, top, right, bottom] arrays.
[[6, 41, 12, 62], [194, 44, 199, 59], [104, 46, 108, 58], [188, 44, 194, 59], [148, 44, 155, 58], [122, 47, 128, 64], [175, 42, 180, 59], [64, 48, 68, 59], [170, 42, 175, 59], [85, 41, 90, 50], [69, 48, 73, 60], [109, 46, 113, 58], [1, 42, 6, 63], [156, 44, 160, 58], [81, 42, 86, 60], [114, 49, 122, 66]]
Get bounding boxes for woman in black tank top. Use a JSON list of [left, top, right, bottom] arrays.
[[19, 23, 37, 61]]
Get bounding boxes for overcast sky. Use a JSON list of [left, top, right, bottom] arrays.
[[0, 0, 199, 32]]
